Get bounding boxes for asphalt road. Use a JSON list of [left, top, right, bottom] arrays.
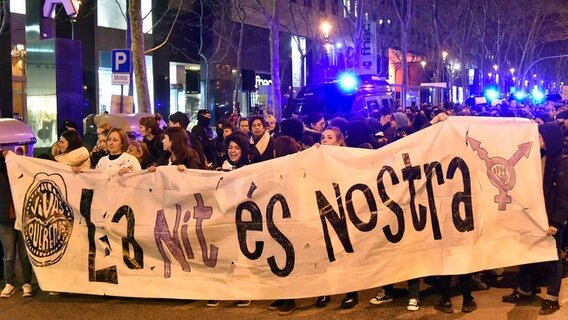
[[1, 269, 568, 320]]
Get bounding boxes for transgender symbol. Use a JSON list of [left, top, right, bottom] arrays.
[[467, 137, 532, 211]]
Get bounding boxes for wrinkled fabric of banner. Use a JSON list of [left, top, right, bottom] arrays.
[[6, 117, 557, 300]]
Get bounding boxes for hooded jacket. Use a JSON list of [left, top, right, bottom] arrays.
[[538, 122, 568, 229]]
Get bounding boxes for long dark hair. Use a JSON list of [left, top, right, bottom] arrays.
[[164, 126, 200, 166], [60, 130, 85, 153]]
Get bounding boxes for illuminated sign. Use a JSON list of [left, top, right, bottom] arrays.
[[256, 74, 272, 87], [43, 0, 80, 18]]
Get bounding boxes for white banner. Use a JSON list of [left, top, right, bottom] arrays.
[[6, 117, 557, 300]]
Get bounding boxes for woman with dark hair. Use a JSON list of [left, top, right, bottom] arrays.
[[273, 136, 301, 157], [96, 128, 141, 175], [155, 126, 202, 171], [213, 119, 236, 168], [139, 115, 164, 160], [51, 130, 91, 170], [219, 132, 250, 171], [249, 116, 275, 163], [301, 112, 325, 147]]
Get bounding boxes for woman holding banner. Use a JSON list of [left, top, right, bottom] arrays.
[[0, 151, 33, 298], [151, 126, 202, 171], [207, 132, 251, 307], [96, 128, 141, 174], [51, 130, 91, 170], [502, 122, 568, 316]]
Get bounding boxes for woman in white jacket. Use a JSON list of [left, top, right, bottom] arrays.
[[51, 130, 91, 170], [95, 128, 141, 175]]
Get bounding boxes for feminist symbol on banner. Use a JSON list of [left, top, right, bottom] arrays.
[[467, 137, 532, 210]]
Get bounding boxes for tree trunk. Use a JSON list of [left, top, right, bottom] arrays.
[[269, 18, 282, 119], [129, 0, 151, 113]]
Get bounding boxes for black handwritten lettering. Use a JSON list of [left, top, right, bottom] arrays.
[[316, 183, 353, 263], [447, 157, 474, 232], [236, 201, 264, 259], [345, 184, 378, 232], [111, 205, 143, 269], [266, 194, 295, 277], [80, 189, 118, 284], [423, 162, 444, 240], [377, 166, 405, 243]]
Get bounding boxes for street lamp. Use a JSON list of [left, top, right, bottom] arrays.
[[448, 60, 461, 103], [420, 60, 426, 70], [320, 22, 331, 40], [320, 22, 332, 79], [441, 51, 448, 102]]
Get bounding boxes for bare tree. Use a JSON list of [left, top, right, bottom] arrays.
[[253, 0, 283, 119], [390, 0, 413, 109], [0, 0, 9, 36], [129, 0, 151, 113]]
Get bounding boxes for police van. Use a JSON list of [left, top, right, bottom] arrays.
[[285, 74, 395, 117]]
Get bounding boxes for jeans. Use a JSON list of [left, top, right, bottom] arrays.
[[0, 222, 33, 285], [439, 274, 473, 302]]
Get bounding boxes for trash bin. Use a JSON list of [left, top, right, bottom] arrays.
[[0, 118, 37, 156]]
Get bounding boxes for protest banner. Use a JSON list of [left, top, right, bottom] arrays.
[[6, 117, 557, 299]]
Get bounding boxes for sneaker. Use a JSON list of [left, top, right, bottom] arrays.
[[340, 293, 358, 309], [462, 299, 477, 313], [278, 300, 296, 316], [268, 300, 285, 310], [369, 292, 394, 305], [206, 300, 220, 307], [0, 284, 15, 298], [539, 299, 560, 315], [22, 283, 33, 297], [434, 299, 453, 314], [315, 296, 331, 308], [502, 289, 533, 304], [236, 300, 251, 307], [472, 274, 489, 290], [407, 298, 420, 311]]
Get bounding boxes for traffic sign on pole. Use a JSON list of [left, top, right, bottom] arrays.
[[111, 49, 132, 85]]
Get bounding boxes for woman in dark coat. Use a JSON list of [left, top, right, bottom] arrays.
[[154, 126, 202, 170], [502, 122, 568, 316]]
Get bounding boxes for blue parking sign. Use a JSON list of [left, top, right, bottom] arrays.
[[111, 49, 132, 73]]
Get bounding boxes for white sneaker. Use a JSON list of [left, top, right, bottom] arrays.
[[1, 284, 15, 298], [407, 298, 420, 311], [369, 291, 394, 305], [22, 284, 33, 297]]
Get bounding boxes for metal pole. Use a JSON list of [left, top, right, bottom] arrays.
[[120, 85, 124, 113]]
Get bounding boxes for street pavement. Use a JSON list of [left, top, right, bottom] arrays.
[[1, 269, 568, 320]]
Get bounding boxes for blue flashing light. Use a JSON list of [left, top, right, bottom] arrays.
[[532, 87, 545, 103], [484, 88, 499, 101], [337, 72, 359, 93], [514, 91, 526, 100]]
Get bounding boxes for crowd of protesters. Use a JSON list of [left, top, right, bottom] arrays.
[[1, 99, 568, 316]]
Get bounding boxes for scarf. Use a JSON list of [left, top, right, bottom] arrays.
[[251, 130, 270, 156]]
